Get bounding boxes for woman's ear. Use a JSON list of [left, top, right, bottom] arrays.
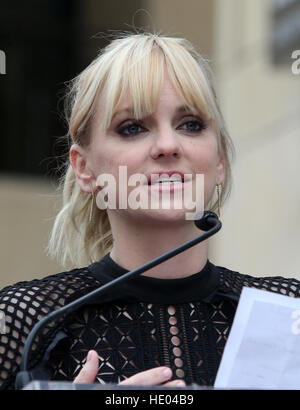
[[70, 144, 94, 193]]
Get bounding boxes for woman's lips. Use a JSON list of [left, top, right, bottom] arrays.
[[145, 172, 192, 192]]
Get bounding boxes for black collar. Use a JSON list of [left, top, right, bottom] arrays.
[[88, 253, 220, 304]]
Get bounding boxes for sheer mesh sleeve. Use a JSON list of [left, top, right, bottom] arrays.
[[0, 269, 99, 390], [219, 267, 300, 298]]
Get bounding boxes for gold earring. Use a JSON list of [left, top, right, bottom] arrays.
[[89, 184, 95, 223], [216, 184, 222, 218]]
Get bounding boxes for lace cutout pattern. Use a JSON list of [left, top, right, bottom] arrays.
[[50, 302, 163, 384], [49, 298, 237, 386], [166, 305, 185, 379]]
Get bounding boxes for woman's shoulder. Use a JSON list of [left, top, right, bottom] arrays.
[[216, 264, 300, 299], [0, 266, 100, 390], [0, 266, 100, 313], [0, 265, 103, 333]]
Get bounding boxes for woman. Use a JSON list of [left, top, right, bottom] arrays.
[[1, 32, 299, 390]]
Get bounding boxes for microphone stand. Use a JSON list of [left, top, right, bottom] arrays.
[[15, 211, 221, 389]]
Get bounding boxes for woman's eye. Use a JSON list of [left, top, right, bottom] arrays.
[[118, 122, 145, 136], [180, 120, 207, 133]]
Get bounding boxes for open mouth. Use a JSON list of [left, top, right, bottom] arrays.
[[147, 174, 189, 194], [147, 172, 186, 186], [148, 178, 184, 186]]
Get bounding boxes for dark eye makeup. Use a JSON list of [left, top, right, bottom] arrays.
[[116, 116, 207, 137], [117, 121, 146, 136], [178, 117, 207, 133]]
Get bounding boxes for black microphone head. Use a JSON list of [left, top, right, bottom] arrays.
[[194, 211, 219, 231]]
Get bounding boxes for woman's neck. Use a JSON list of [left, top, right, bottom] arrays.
[[108, 215, 208, 279]]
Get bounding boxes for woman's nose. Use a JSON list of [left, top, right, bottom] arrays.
[[150, 126, 183, 160]]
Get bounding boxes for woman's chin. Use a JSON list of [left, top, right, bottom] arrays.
[[116, 207, 200, 226]]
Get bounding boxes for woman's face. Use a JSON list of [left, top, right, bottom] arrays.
[[71, 73, 225, 225]]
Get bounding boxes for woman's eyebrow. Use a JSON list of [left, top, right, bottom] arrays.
[[111, 105, 196, 122], [177, 105, 189, 112], [175, 105, 197, 115], [112, 108, 133, 120]]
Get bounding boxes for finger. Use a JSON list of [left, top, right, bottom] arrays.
[[120, 366, 172, 386], [164, 379, 186, 388], [73, 350, 99, 384]]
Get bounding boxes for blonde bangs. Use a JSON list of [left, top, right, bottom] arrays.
[[98, 38, 165, 131], [158, 39, 217, 123], [69, 34, 223, 147], [96, 35, 219, 133]]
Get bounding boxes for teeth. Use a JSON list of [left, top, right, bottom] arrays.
[[155, 177, 182, 184], [148, 175, 184, 185], [158, 180, 181, 184]]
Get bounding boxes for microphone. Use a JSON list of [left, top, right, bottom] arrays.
[[15, 211, 221, 389], [193, 210, 220, 231]]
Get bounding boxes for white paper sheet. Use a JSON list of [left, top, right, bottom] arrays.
[[214, 287, 300, 389]]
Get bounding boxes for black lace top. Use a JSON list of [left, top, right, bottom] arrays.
[[1, 253, 300, 390]]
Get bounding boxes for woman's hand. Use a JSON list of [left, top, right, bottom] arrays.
[[73, 350, 186, 387], [73, 350, 99, 384]]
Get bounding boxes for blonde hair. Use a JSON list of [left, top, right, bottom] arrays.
[[48, 32, 234, 268]]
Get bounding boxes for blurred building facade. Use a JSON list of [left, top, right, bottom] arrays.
[[0, 0, 299, 288], [211, 0, 300, 277]]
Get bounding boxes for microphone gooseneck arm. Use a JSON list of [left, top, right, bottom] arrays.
[[15, 211, 221, 389]]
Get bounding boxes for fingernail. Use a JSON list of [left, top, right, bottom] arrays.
[[163, 368, 172, 377], [176, 381, 185, 387], [87, 350, 94, 362]]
